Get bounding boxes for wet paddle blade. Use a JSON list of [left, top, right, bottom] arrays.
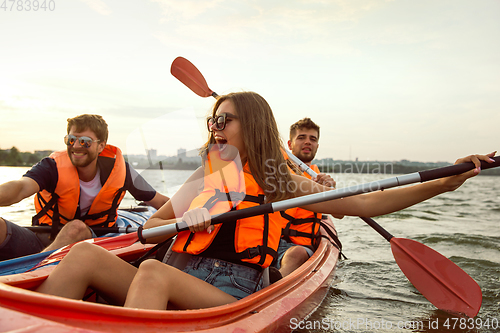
[[390, 238, 482, 317], [171, 57, 215, 98]]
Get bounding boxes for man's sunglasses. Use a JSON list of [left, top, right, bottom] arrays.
[[207, 113, 238, 132], [64, 135, 100, 148]]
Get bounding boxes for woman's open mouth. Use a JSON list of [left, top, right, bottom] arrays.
[[215, 137, 228, 152]]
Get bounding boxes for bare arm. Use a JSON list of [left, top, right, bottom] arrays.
[[144, 192, 170, 210], [0, 177, 40, 206], [295, 153, 495, 217], [299, 178, 445, 217]]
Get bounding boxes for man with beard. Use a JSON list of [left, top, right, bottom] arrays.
[[0, 114, 169, 261], [272, 118, 337, 280]]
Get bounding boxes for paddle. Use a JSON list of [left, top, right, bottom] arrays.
[[285, 149, 482, 317], [284, 148, 318, 178], [171, 57, 219, 98], [169, 56, 493, 316], [140, 156, 500, 238], [361, 217, 482, 318]]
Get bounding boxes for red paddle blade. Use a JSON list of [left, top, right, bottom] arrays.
[[31, 233, 139, 270], [391, 238, 482, 317], [171, 57, 215, 98]]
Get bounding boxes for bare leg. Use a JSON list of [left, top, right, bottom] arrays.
[[36, 242, 137, 305], [279, 246, 310, 277], [124, 259, 237, 310], [42, 220, 92, 252], [0, 218, 7, 245]]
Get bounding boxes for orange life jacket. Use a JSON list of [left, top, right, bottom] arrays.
[[33, 145, 127, 228], [172, 150, 284, 268], [281, 164, 322, 248]]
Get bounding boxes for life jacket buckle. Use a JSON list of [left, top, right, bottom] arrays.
[[246, 246, 262, 259]]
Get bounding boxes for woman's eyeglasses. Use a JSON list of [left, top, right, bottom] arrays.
[[64, 135, 100, 148], [207, 113, 238, 132]]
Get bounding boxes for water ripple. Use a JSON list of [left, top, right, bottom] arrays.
[[417, 234, 500, 251]]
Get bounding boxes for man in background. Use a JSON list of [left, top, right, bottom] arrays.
[[274, 118, 337, 278]]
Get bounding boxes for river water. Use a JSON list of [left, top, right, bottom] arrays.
[[0, 166, 498, 333]]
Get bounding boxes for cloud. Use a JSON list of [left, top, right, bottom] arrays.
[[151, 0, 390, 23], [123, 107, 205, 156], [149, 0, 495, 63], [149, 0, 397, 59], [79, 0, 112, 15], [151, 0, 224, 20]]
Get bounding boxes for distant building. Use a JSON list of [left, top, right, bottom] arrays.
[[186, 149, 199, 158], [177, 148, 187, 158], [147, 149, 157, 160]]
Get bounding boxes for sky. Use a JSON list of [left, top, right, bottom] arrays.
[[1, 0, 499, 163]]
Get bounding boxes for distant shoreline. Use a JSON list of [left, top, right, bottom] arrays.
[[1, 148, 499, 176]]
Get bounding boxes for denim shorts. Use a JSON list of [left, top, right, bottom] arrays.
[[272, 238, 314, 270], [182, 256, 263, 300]]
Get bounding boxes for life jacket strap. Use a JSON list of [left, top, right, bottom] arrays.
[[79, 187, 127, 227], [279, 210, 321, 246], [236, 245, 278, 262], [233, 208, 273, 266], [32, 193, 59, 225], [242, 193, 266, 204], [32, 193, 72, 240]]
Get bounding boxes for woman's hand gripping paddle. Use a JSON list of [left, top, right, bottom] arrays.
[[285, 149, 482, 317]]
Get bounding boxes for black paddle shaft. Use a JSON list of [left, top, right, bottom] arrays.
[[419, 156, 500, 182], [359, 217, 394, 241]]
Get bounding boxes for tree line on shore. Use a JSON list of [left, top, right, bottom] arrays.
[[0, 147, 48, 167]]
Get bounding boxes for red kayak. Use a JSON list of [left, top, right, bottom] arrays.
[[0, 217, 339, 333]]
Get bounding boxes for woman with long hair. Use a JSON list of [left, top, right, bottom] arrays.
[[36, 92, 495, 310]]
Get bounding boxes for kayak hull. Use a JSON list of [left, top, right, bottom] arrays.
[[0, 217, 339, 333]]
